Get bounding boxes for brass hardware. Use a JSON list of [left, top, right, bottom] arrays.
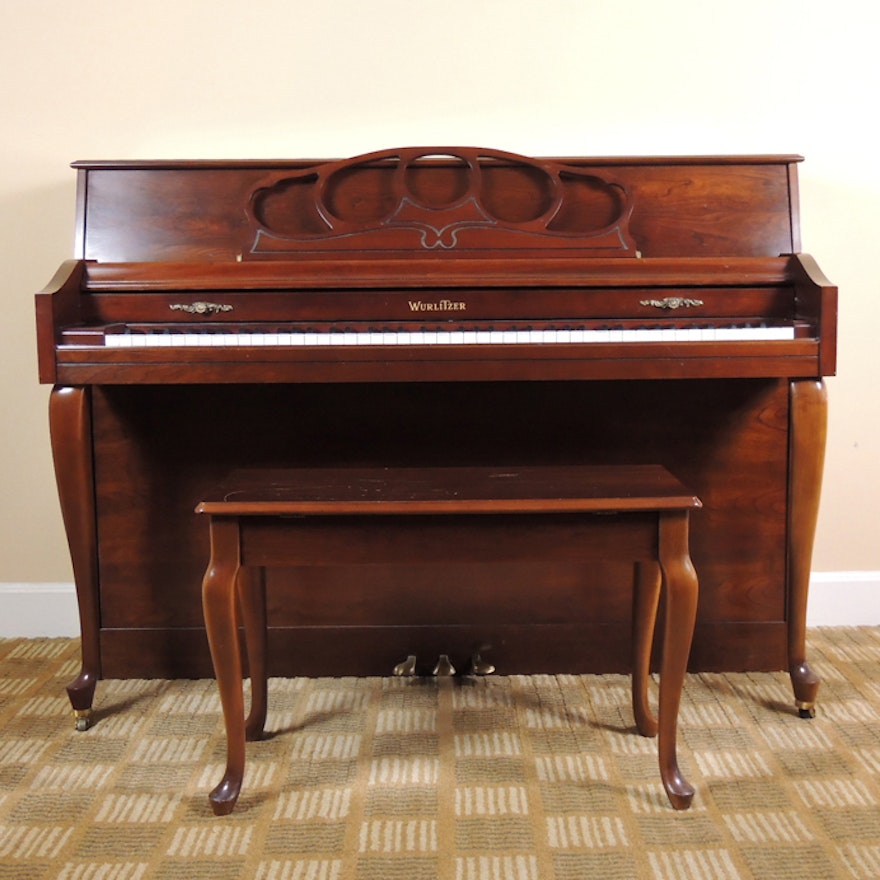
[[639, 297, 704, 310], [432, 654, 456, 676], [796, 699, 816, 719], [73, 709, 91, 731], [169, 302, 234, 316], [393, 654, 418, 677], [470, 653, 495, 675]]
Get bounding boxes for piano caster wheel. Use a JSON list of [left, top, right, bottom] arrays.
[[433, 654, 456, 677], [470, 653, 496, 676], [393, 655, 418, 677], [73, 709, 91, 731], [797, 702, 816, 719]]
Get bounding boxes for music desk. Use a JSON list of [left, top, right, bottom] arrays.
[[196, 464, 701, 815]]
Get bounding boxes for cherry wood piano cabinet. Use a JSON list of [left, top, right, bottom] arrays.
[[34, 147, 837, 730]]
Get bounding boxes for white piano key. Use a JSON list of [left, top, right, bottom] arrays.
[[714, 327, 738, 341]]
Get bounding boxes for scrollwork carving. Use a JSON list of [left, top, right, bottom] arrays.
[[243, 147, 638, 258]]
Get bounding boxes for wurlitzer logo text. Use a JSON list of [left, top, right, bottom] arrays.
[[407, 300, 467, 313]]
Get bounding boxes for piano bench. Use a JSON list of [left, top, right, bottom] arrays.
[[196, 464, 701, 816]]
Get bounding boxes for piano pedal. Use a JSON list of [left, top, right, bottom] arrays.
[[469, 653, 496, 676], [393, 654, 418, 677], [432, 654, 456, 677]]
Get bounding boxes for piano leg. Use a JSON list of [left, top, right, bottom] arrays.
[[49, 386, 101, 730], [788, 379, 828, 718]]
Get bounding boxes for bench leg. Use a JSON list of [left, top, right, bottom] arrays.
[[632, 561, 661, 737], [202, 517, 247, 816], [657, 510, 699, 810], [237, 567, 268, 741]]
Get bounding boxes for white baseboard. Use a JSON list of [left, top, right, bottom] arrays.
[[0, 582, 81, 638], [806, 571, 880, 626], [1, 573, 878, 638]]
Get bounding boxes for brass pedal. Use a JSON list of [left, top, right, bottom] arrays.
[[393, 655, 418, 677], [470, 653, 496, 676], [432, 654, 456, 677]]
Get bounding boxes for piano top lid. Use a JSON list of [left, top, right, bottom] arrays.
[[71, 148, 805, 262], [70, 154, 805, 170]]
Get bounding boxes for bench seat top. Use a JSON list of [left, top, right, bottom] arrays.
[[196, 464, 701, 517]]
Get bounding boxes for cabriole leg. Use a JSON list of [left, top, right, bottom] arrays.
[[49, 386, 101, 729], [237, 566, 268, 741], [202, 516, 246, 816], [657, 511, 699, 810], [788, 379, 827, 717], [632, 561, 661, 737]]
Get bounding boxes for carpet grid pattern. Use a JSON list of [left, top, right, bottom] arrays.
[[1, 629, 879, 878]]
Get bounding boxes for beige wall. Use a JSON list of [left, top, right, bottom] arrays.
[[1, 0, 878, 586]]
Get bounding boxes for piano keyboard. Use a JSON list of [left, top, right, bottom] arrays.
[[104, 325, 796, 348]]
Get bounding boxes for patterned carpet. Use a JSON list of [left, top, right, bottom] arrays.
[[1, 629, 880, 879]]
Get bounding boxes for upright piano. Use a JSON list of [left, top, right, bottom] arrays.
[[35, 147, 837, 725]]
